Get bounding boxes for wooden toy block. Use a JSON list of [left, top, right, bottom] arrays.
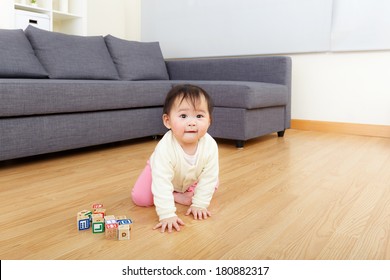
[[105, 223, 118, 239], [92, 213, 103, 221], [77, 216, 90, 230], [118, 224, 130, 240], [93, 208, 106, 217], [104, 215, 116, 222], [105, 219, 117, 225], [115, 215, 127, 220], [78, 210, 92, 218], [118, 218, 133, 230], [92, 215, 103, 223], [92, 204, 105, 217], [77, 210, 92, 230], [92, 203, 104, 209], [92, 217, 105, 233]]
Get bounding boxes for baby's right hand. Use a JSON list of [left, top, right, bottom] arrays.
[[153, 216, 185, 233]]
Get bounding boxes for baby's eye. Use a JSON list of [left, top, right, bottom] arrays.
[[179, 114, 187, 119], [196, 114, 204, 118]]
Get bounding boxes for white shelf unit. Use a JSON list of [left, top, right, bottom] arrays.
[[1, 0, 87, 35]]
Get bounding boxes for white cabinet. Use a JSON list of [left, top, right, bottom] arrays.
[[1, 0, 87, 35], [15, 9, 50, 31]]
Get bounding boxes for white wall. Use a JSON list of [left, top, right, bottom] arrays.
[[86, 0, 140, 40], [141, 0, 333, 58], [291, 51, 390, 126], [87, 0, 125, 37], [0, 0, 14, 28], [124, 0, 141, 40], [85, 0, 390, 126]]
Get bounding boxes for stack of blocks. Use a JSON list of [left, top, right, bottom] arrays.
[[92, 203, 106, 233], [77, 203, 132, 240]]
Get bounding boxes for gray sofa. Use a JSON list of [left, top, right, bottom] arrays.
[[0, 26, 291, 161]]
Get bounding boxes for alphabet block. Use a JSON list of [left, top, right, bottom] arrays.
[[105, 223, 118, 239], [92, 216, 105, 234], [104, 215, 116, 222], [92, 203, 104, 209], [118, 224, 130, 240], [77, 217, 90, 230], [115, 215, 127, 220], [78, 210, 92, 218], [77, 210, 92, 230], [93, 208, 106, 218], [91, 213, 103, 221], [118, 218, 133, 230]]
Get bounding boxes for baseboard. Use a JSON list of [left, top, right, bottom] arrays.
[[291, 119, 390, 138]]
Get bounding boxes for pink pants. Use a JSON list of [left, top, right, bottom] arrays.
[[132, 161, 218, 207], [131, 161, 199, 207], [131, 161, 155, 207]]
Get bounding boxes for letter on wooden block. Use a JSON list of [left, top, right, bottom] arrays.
[[77, 210, 92, 230], [92, 217, 105, 233], [118, 224, 130, 240], [77, 217, 90, 230], [105, 223, 118, 239]]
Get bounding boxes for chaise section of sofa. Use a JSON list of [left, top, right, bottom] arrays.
[[166, 56, 292, 147], [0, 26, 291, 161]]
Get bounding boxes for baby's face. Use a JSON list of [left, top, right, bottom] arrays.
[[163, 95, 211, 153]]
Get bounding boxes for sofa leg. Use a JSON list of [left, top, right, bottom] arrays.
[[277, 130, 285, 137], [235, 140, 244, 148]]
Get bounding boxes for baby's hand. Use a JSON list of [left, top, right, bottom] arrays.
[[153, 216, 185, 233], [185, 206, 211, 220]]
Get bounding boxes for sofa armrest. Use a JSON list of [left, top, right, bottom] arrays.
[[165, 56, 291, 87]]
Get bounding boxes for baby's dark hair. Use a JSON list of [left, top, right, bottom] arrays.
[[163, 84, 213, 121]]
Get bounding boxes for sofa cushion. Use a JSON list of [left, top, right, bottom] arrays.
[[170, 81, 288, 109], [0, 79, 287, 117], [0, 29, 48, 78], [24, 26, 119, 80], [104, 35, 169, 81], [0, 79, 172, 117]]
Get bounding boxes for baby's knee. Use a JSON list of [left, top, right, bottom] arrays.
[[131, 191, 154, 207]]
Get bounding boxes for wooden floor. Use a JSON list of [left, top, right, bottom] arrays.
[[0, 129, 389, 260]]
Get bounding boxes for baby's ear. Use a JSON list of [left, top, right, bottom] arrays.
[[162, 114, 171, 129]]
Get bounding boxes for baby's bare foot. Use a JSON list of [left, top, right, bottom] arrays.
[[173, 191, 194, 205]]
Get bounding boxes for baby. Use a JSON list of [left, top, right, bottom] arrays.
[[131, 84, 219, 233]]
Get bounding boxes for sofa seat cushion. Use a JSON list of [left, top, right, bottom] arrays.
[[171, 80, 288, 109], [0, 79, 287, 117], [0, 79, 172, 117]]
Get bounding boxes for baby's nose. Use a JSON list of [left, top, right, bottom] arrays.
[[188, 117, 197, 125]]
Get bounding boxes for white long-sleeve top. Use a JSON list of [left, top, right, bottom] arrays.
[[150, 130, 219, 220]]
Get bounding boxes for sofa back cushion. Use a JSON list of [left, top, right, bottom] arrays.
[[24, 25, 119, 80], [104, 35, 169, 81], [0, 29, 48, 78]]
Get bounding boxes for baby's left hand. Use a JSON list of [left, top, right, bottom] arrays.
[[185, 206, 211, 220]]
